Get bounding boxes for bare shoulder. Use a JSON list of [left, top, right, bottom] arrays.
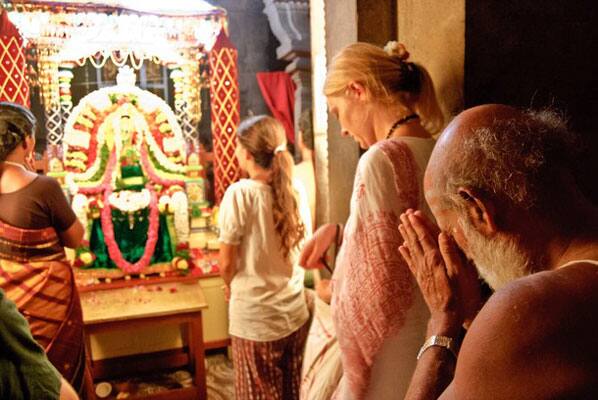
[[450, 263, 598, 399], [0, 168, 38, 191]]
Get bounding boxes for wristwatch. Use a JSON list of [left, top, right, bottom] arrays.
[[417, 335, 458, 360]]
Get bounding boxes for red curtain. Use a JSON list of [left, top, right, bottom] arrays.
[[0, 10, 30, 107], [256, 71, 296, 143]]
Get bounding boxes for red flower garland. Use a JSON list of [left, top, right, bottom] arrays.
[[101, 184, 160, 274]]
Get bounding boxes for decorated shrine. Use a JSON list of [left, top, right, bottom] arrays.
[[65, 66, 193, 276], [0, 0, 242, 280]]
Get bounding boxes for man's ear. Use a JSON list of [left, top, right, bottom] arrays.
[[457, 187, 497, 235]]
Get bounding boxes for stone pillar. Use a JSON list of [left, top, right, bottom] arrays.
[[287, 56, 311, 147], [262, 0, 311, 146], [310, 0, 360, 226]]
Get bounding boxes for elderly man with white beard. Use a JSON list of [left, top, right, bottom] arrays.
[[398, 104, 598, 400]]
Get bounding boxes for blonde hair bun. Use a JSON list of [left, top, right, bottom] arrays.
[[384, 41, 410, 61], [324, 42, 445, 133]]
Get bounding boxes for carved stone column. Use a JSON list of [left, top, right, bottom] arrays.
[[309, 0, 360, 226], [262, 0, 311, 145], [264, 0, 361, 226]]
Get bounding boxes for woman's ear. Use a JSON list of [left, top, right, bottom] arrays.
[[22, 135, 35, 152], [457, 187, 497, 235], [346, 81, 368, 101], [243, 148, 254, 162]]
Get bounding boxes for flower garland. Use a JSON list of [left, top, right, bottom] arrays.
[[64, 107, 101, 172], [108, 189, 151, 213], [101, 184, 160, 274], [77, 150, 117, 195], [71, 125, 107, 183], [143, 122, 186, 174], [140, 143, 186, 187]]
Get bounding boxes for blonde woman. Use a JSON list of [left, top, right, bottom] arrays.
[[219, 115, 312, 400], [300, 42, 444, 399]]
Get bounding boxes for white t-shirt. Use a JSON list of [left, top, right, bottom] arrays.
[[219, 178, 310, 341]]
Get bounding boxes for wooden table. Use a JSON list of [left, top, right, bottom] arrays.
[[80, 281, 208, 399]]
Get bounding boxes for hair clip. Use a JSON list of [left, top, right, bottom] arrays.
[[273, 143, 286, 154], [384, 41, 410, 61]]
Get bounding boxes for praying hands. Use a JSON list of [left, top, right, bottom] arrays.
[[398, 209, 481, 336]]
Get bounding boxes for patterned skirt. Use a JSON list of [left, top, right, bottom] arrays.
[[231, 320, 310, 400], [0, 219, 88, 396]]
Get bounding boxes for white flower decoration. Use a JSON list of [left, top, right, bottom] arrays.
[[109, 190, 151, 213], [72, 194, 89, 240], [384, 41, 400, 56], [171, 191, 190, 243]]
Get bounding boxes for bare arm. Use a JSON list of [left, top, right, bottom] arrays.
[[59, 377, 79, 400], [298, 223, 338, 269], [219, 242, 238, 287], [406, 262, 595, 400], [58, 219, 84, 249], [399, 210, 482, 399], [404, 321, 459, 400]]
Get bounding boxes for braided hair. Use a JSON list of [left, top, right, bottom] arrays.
[[0, 102, 36, 161]]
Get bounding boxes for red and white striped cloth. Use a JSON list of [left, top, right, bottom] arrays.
[[232, 320, 310, 400]]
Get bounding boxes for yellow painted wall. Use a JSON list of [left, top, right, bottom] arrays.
[[397, 0, 465, 118]]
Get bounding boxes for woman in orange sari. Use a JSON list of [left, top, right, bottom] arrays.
[[0, 102, 88, 396]]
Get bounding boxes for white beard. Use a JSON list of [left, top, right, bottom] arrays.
[[460, 219, 533, 291]]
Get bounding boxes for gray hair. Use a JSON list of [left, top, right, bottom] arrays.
[[445, 108, 581, 215]]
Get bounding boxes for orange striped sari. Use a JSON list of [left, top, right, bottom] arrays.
[[0, 219, 88, 395]]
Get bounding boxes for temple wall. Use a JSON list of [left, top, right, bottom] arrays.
[[395, 0, 597, 202], [397, 0, 465, 119], [464, 0, 598, 202]]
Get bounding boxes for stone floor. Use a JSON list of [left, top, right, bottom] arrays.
[[206, 353, 235, 400], [93, 353, 235, 399]]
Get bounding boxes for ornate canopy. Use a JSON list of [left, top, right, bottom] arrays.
[[2, 0, 226, 66], [1, 1, 241, 204]]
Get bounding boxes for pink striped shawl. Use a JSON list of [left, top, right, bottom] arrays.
[[331, 139, 426, 399]]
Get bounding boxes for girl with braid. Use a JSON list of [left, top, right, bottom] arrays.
[[218, 115, 312, 400]]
